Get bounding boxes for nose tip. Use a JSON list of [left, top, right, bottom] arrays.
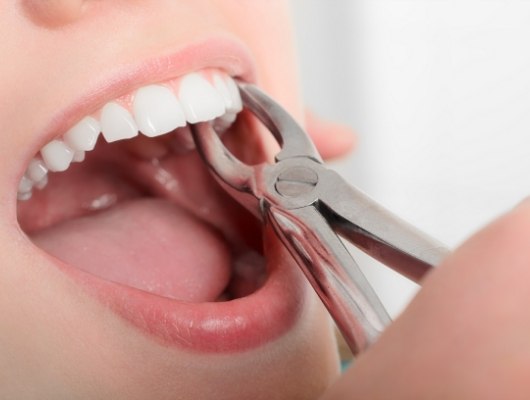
[[21, 0, 87, 27]]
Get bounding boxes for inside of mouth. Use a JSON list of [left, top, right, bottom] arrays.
[[16, 113, 269, 303]]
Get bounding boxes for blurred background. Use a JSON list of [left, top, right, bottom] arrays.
[[289, 0, 530, 316]]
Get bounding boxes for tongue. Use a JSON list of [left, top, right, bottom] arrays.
[[31, 199, 232, 302]]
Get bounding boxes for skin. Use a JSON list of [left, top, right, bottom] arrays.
[[324, 200, 530, 399], [0, 1, 355, 399], [5, 1, 525, 399]]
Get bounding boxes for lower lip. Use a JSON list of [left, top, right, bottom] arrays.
[[56, 235, 307, 353]]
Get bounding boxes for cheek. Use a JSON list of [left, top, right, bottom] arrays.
[[221, 1, 303, 118]]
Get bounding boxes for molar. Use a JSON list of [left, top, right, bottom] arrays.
[[34, 175, 48, 190], [19, 158, 50, 199], [17, 176, 34, 200]]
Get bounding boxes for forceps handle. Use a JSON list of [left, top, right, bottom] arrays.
[[263, 160, 449, 354], [266, 204, 392, 355], [317, 168, 449, 283]]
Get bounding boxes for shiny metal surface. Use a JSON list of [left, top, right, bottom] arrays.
[[191, 83, 449, 355]]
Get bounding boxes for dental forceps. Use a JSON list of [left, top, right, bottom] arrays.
[[190, 83, 449, 355]]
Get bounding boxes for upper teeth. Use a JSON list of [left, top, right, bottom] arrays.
[[133, 85, 186, 137], [18, 70, 242, 201]]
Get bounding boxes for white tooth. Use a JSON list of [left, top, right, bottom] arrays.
[[224, 76, 242, 113], [213, 112, 237, 133], [213, 74, 234, 111], [221, 112, 237, 124], [63, 116, 100, 151], [133, 85, 186, 137], [40, 140, 74, 172], [73, 150, 85, 162], [100, 102, 138, 143], [35, 175, 48, 190], [18, 175, 33, 193], [17, 191, 32, 201], [178, 73, 225, 123], [27, 158, 48, 183]]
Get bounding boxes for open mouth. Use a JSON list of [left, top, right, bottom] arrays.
[[15, 61, 306, 352]]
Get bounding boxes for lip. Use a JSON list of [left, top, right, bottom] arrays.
[[18, 34, 309, 353], [17, 33, 257, 186], [57, 233, 307, 353]]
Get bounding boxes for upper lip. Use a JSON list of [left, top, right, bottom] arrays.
[[18, 33, 257, 184]]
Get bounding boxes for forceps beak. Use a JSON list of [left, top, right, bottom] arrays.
[[189, 118, 261, 218], [189, 82, 322, 218]]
